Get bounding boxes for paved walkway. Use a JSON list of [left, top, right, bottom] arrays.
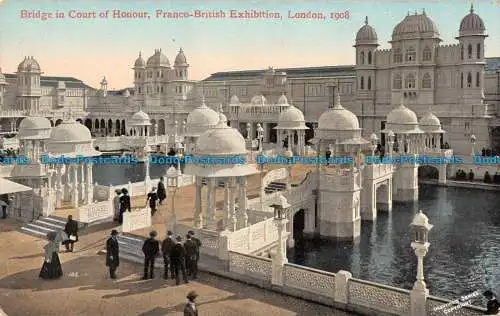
[[0, 219, 357, 316]]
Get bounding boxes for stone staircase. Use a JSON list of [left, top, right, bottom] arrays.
[[20, 216, 85, 239], [264, 181, 287, 193]]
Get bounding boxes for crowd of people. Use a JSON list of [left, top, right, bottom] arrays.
[[0, 148, 18, 158], [481, 148, 499, 157], [454, 169, 500, 184]]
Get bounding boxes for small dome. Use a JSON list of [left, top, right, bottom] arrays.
[[130, 110, 151, 126], [459, 5, 485, 36], [229, 95, 240, 104], [387, 103, 418, 126], [17, 56, 41, 73], [174, 48, 187, 66], [251, 95, 266, 105], [18, 116, 52, 139], [277, 94, 288, 105], [277, 105, 307, 130], [355, 16, 378, 45], [419, 112, 444, 133], [49, 120, 92, 143], [147, 49, 170, 67], [134, 52, 146, 68], [196, 113, 246, 156], [392, 12, 439, 40], [185, 99, 220, 136], [318, 96, 360, 131], [123, 89, 130, 97]]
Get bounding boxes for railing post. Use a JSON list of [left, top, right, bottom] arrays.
[[334, 270, 352, 306], [410, 288, 428, 316]]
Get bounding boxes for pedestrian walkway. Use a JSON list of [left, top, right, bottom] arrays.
[[0, 219, 358, 316]]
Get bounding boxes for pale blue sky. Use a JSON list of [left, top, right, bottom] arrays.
[[0, 0, 499, 88]]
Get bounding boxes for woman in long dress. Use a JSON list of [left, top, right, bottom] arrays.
[[39, 231, 63, 279]]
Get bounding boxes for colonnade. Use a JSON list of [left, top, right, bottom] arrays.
[[276, 129, 306, 155], [53, 163, 93, 208], [194, 176, 249, 231]]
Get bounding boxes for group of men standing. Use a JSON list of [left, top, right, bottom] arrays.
[[140, 230, 201, 285]]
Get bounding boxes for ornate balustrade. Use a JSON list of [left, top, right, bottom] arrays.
[[228, 251, 272, 282], [363, 164, 393, 180], [284, 263, 335, 298], [348, 278, 410, 315], [122, 208, 151, 233], [227, 217, 280, 253], [78, 199, 113, 223], [426, 295, 485, 316], [174, 223, 220, 257]]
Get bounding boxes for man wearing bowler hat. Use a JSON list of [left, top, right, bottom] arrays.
[[106, 229, 120, 279], [184, 291, 198, 316]]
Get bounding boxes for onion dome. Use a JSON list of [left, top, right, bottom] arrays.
[[174, 48, 188, 66], [276, 103, 307, 130], [318, 93, 360, 131], [18, 116, 52, 140], [392, 11, 439, 41], [130, 110, 151, 126], [185, 97, 220, 136], [146, 49, 170, 67], [17, 56, 41, 73], [134, 52, 146, 68], [459, 4, 486, 37], [384, 97, 422, 133], [196, 113, 246, 156], [355, 16, 378, 46], [419, 112, 444, 133]]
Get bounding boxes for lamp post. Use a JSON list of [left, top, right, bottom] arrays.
[[470, 134, 476, 157], [176, 142, 184, 172], [270, 194, 290, 286], [166, 166, 180, 232], [246, 122, 251, 140], [387, 130, 395, 156], [284, 149, 293, 190], [256, 123, 264, 152], [370, 133, 378, 156]]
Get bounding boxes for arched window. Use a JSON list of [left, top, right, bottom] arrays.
[[422, 47, 432, 61], [368, 76, 372, 90], [460, 73, 464, 88], [468, 44, 472, 59], [360, 76, 364, 90], [405, 47, 416, 61], [360, 51, 365, 64], [405, 74, 416, 89], [467, 72, 472, 88], [393, 74, 402, 89], [460, 45, 464, 60], [476, 43, 481, 59], [368, 51, 372, 64], [393, 48, 402, 63], [476, 72, 480, 87], [422, 73, 432, 88]]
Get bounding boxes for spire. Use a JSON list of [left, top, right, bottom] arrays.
[[399, 94, 405, 107], [333, 86, 343, 109], [407, 11, 410, 17], [200, 94, 207, 108], [422, 8, 426, 15], [364, 16, 368, 25], [139, 51, 142, 58], [470, 3, 474, 13], [179, 47, 183, 53]]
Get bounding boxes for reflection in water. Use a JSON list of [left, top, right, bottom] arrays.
[[288, 184, 500, 300]]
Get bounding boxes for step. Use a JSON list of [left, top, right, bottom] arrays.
[[20, 226, 48, 238], [45, 216, 67, 225], [25, 223, 56, 232], [34, 220, 65, 230], [118, 235, 145, 245]]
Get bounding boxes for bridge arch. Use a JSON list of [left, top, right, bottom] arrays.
[[55, 119, 63, 126], [293, 209, 305, 245], [418, 165, 439, 180], [84, 119, 92, 131]]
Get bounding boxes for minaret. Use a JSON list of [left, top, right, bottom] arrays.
[[16, 56, 43, 114], [100, 76, 108, 97]]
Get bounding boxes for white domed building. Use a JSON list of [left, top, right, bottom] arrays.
[[275, 95, 308, 155], [419, 111, 445, 151], [183, 98, 220, 153], [129, 109, 151, 137], [184, 112, 259, 231]]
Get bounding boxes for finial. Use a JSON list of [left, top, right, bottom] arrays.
[[179, 47, 183, 53], [200, 94, 206, 107], [422, 8, 426, 15], [365, 16, 368, 25], [334, 86, 342, 108], [138, 103, 143, 111], [139, 51, 141, 57], [400, 94, 405, 107], [470, 3, 474, 13]]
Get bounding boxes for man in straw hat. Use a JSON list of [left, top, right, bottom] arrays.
[[106, 229, 120, 279], [184, 291, 198, 316]]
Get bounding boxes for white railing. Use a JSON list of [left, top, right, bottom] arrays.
[[78, 199, 113, 223], [227, 217, 281, 253], [228, 252, 272, 282], [122, 208, 151, 233], [174, 223, 220, 257]]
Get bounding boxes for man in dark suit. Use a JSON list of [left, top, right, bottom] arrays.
[[157, 177, 166, 205], [141, 230, 160, 279], [188, 230, 201, 271], [184, 234, 198, 279], [170, 235, 188, 285], [161, 230, 175, 280], [118, 188, 131, 224], [105, 229, 119, 279], [64, 215, 78, 252], [184, 291, 198, 316]]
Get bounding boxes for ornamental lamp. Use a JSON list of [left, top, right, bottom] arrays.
[[470, 134, 476, 144], [410, 210, 433, 244]]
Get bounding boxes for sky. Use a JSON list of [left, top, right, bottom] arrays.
[[0, 0, 499, 89]]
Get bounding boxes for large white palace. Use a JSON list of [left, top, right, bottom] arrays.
[[0, 5, 499, 154]]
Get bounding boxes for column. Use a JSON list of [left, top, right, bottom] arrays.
[[287, 130, 293, 153], [86, 164, 93, 203], [80, 163, 85, 203], [229, 179, 237, 231], [238, 177, 248, 227], [64, 165, 71, 201], [56, 166, 63, 208], [72, 165, 79, 208], [223, 181, 230, 231], [195, 177, 203, 228], [206, 179, 215, 228], [276, 129, 282, 152]]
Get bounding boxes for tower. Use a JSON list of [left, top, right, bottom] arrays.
[[16, 56, 42, 114], [456, 4, 487, 110], [174, 48, 189, 98], [133, 52, 146, 96], [354, 17, 378, 107], [100, 76, 108, 97]]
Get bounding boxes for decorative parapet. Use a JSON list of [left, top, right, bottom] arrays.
[[78, 199, 113, 223], [426, 295, 485, 316], [283, 263, 335, 298], [228, 251, 272, 282]]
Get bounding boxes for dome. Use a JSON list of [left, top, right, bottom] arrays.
[[459, 5, 485, 36], [229, 95, 240, 104], [49, 120, 92, 143], [123, 89, 130, 97], [251, 95, 267, 105], [387, 103, 418, 126], [130, 110, 151, 126], [146, 49, 170, 67], [185, 99, 220, 136], [174, 48, 187, 66], [196, 113, 246, 155], [277, 105, 307, 130], [419, 112, 444, 133], [134, 52, 146, 68], [392, 11, 439, 40], [18, 116, 52, 139], [318, 97, 360, 131], [277, 94, 288, 105], [17, 56, 41, 72], [355, 17, 378, 45]]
